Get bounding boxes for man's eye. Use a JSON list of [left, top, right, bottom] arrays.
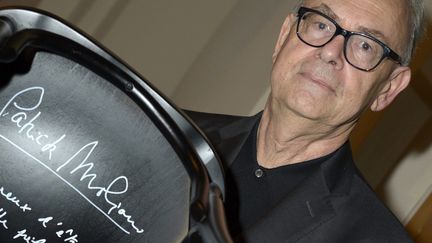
[[360, 42, 372, 52], [312, 21, 329, 32], [318, 22, 327, 30]]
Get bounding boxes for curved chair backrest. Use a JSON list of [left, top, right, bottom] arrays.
[[0, 7, 232, 243]]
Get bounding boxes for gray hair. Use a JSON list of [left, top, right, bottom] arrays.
[[404, 0, 425, 65], [293, 0, 425, 65]]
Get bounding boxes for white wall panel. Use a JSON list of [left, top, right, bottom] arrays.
[[101, 0, 238, 96], [172, 0, 296, 115]]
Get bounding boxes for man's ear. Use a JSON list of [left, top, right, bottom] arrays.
[[272, 14, 296, 63], [370, 66, 411, 111]]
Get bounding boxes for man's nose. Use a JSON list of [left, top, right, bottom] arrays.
[[317, 35, 345, 70]]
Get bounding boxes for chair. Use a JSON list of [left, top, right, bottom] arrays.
[[0, 7, 232, 243]]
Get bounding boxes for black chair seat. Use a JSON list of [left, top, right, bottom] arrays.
[[0, 7, 232, 243]]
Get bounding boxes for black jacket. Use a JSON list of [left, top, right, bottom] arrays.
[[186, 110, 412, 243]]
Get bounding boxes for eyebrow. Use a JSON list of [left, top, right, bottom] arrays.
[[308, 3, 389, 43], [356, 26, 387, 42]]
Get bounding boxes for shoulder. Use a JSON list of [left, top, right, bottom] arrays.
[[184, 110, 262, 167], [184, 110, 260, 141], [350, 174, 411, 240], [184, 110, 246, 133], [315, 171, 412, 242]]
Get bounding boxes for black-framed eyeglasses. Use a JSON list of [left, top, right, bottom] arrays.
[[296, 7, 402, 71]]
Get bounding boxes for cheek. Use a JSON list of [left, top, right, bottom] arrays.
[[272, 40, 312, 82], [340, 74, 385, 111], [274, 29, 311, 63]]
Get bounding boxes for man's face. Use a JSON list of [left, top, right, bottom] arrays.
[[270, 0, 411, 127]]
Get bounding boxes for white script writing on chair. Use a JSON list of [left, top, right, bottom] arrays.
[[0, 87, 144, 235]]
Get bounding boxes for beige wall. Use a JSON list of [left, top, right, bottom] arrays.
[[1, 0, 432, 225]]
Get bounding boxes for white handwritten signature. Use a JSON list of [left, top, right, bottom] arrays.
[[0, 87, 65, 160], [0, 87, 144, 235]]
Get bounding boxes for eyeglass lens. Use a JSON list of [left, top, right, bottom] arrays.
[[297, 11, 385, 70]]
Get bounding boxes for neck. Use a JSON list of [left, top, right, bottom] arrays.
[[257, 101, 355, 168]]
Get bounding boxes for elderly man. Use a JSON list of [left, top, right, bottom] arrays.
[[188, 0, 423, 242]]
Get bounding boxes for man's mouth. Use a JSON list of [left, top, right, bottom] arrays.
[[299, 72, 336, 94]]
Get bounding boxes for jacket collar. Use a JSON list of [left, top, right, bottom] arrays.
[[214, 112, 355, 195], [213, 112, 262, 167]]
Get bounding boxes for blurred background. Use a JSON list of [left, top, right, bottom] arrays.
[[1, 0, 431, 241]]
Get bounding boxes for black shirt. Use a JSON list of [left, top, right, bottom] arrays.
[[224, 119, 334, 239]]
